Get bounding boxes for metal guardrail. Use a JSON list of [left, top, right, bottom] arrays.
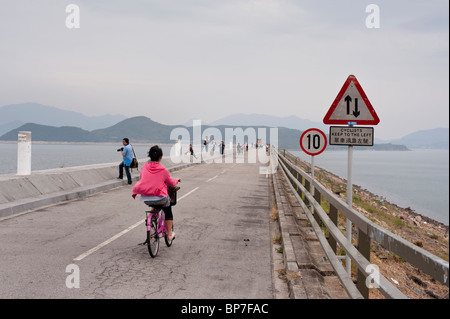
[[272, 148, 449, 299]]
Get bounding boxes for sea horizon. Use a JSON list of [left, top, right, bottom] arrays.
[[1, 142, 448, 225]]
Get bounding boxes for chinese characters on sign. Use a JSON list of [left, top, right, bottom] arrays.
[[329, 126, 374, 146]]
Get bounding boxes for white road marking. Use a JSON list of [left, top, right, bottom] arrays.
[[206, 175, 219, 182], [177, 187, 199, 200], [74, 220, 142, 261], [73, 187, 199, 261]]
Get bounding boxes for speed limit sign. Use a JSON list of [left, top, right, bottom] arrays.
[[300, 128, 327, 156]]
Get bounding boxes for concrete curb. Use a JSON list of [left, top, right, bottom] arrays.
[[0, 161, 199, 220], [272, 162, 352, 299], [271, 169, 306, 299]]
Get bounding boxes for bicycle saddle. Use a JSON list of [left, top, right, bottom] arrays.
[[144, 198, 167, 207]]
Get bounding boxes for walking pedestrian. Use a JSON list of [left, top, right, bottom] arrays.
[[185, 143, 197, 159]]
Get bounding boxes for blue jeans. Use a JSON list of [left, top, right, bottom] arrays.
[[119, 162, 132, 184]]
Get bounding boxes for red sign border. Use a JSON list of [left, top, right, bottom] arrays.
[[323, 75, 380, 125], [300, 128, 327, 156]]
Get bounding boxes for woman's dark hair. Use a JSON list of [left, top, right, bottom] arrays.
[[148, 145, 163, 162]]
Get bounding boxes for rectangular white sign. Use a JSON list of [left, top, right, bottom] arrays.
[[329, 126, 374, 146]]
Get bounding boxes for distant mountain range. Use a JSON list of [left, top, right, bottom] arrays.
[[384, 128, 449, 149], [0, 102, 127, 135], [207, 113, 329, 132], [0, 116, 304, 149], [201, 113, 449, 150], [0, 103, 447, 149], [0, 116, 411, 151]]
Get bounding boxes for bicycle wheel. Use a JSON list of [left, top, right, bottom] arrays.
[[164, 224, 174, 247], [147, 215, 160, 258]]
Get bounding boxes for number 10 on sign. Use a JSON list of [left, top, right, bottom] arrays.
[[300, 128, 327, 156]]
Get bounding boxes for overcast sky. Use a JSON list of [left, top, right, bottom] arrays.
[[0, 0, 448, 139]]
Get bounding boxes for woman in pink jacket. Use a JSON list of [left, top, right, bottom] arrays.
[[132, 145, 180, 241]]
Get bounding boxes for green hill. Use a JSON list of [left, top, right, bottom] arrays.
[[0, 123, 92, 142], [0, 116, 409, 151], [0, 116, 301, 148], [91, 116, 177, 143]]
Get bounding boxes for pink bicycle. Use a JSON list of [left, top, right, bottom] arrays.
[[143, 204, 174, 258]]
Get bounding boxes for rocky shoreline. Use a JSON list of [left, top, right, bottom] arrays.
[[354, 182, 448, 230], [314, 163, 448, 231]]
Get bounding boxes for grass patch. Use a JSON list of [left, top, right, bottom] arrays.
[[393, 218, 405, 227], [413, 240, 423, 247], [391, 253, 406, 263], [429, 233, 439, 240], [272, 235, 282, 245]]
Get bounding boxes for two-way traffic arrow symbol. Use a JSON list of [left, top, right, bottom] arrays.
[[345, 95, 360, 118], [323, 75, 380, 125], [353, 98, 360, 117], [345, 95, 352, 115]]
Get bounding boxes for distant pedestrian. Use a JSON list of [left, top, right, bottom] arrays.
[[220, 141, 225, 155], [185, 144, 197, 159], [203, 136, 209, 152], [117, 137, 133, 185]]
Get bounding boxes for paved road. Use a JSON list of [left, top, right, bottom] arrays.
[[0, 155, 273, 298]]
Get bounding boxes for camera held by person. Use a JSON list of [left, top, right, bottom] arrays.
[[117, 147, 124, 152]]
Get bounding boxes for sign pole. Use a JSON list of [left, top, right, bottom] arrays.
[[311, 155, 315, 214], [346, 127, 354, 275]]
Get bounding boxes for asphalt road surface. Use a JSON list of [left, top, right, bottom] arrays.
[[0, 155, 274, 298]]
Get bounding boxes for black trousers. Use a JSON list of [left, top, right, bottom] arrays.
[[119, 162, 132, 184], [163, 205, 173, 221]]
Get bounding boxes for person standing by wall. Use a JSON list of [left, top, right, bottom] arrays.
[[117, 137, 133, 185]]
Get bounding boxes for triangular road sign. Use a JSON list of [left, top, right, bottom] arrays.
[[323, 75, 380, 125]]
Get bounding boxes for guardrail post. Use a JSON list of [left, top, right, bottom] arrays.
[[356, 229, 371, 298], [328, 204, 338, 253], [313, 188, 322, 226], [296, 172, 304, 199], [304, 178, 311, 207]]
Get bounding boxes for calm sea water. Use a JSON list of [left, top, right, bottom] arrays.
[[0, 143, 173, 174], [290, 149, 449, 225], [1, 142, 448, 224]]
